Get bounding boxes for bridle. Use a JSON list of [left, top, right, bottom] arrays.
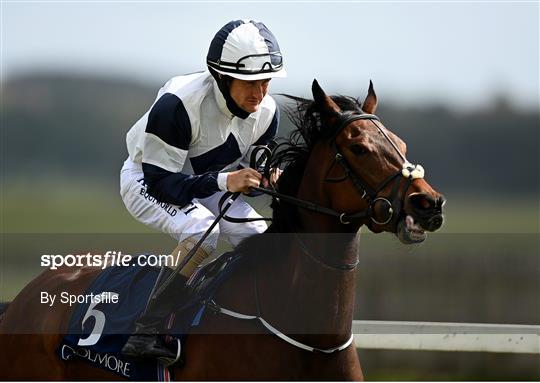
[[207, 110, 426, 354], [324, 111, 421, 227], [218, 110, 425, 271]]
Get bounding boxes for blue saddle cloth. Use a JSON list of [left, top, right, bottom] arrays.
[[57, 252, 243, 381]]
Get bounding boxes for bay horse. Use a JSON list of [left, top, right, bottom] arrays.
[[0, 80, 445, 380]]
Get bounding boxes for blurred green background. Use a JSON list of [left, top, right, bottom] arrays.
[[1, 74, 538, 379]]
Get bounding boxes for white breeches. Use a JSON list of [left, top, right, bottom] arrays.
[[120, 159, 267, 252]]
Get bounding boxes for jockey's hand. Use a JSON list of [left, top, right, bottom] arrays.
[[261, 168, 283, 188], [226, 168, 262, 193]]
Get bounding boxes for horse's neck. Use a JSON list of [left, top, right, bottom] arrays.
[[255, 152, 359, 348]]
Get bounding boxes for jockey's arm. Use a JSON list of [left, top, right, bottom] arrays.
[[142, 163, 223, 207]]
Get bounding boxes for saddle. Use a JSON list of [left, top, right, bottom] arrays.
[[57, 252, 244, 381]]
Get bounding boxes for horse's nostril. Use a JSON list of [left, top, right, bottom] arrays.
[[410, 193, 435, 211], [429, 216, 443, 230]]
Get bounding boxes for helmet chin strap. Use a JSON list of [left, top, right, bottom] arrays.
[[209, 68, 250, 119]]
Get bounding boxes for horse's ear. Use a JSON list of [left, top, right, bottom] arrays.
[[362, 80, 378, 114], [312, 79, 341, 115]]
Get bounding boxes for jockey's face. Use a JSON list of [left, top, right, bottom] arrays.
[[229, 78, 271, 113]]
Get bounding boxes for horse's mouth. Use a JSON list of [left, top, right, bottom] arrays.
[[397, 214, 427, 244]]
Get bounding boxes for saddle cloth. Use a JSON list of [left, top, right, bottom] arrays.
[[57, 252, 243, 381]]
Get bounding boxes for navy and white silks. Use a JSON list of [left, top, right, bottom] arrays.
[[120, 71, 278, 251]]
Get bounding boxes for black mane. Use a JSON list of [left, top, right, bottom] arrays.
[[266, 94, 363, 232]]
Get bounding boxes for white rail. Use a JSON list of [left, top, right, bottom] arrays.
[[352, 320, 540, 354]]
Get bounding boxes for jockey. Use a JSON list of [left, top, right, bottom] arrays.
[[120, 19, 286, 362]]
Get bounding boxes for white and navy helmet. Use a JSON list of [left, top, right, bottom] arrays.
[[207, 20, 286, 81]]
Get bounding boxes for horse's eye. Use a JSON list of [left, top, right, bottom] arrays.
[[350, 144, 366, 156]]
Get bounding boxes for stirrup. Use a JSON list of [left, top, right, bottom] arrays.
[[157, 338, 182, 367]]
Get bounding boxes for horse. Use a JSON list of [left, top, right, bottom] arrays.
[[0, 80, 445, 380]]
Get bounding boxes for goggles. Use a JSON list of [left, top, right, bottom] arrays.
[[208, 52, 283, 75]]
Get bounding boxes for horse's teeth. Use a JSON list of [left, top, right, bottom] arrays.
[[406, 215, 415, 227]]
